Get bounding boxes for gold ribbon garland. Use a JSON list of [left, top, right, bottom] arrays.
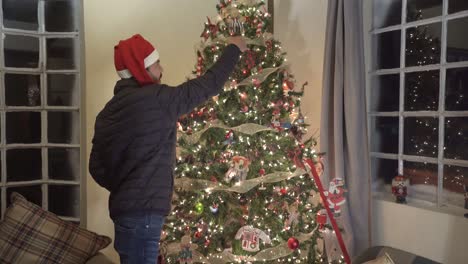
[[178, 122, 275, 145], [174, 168, 307, 194], [165, 227, 318, 263]]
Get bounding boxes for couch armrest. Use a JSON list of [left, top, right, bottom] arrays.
[[86, 252, 115, 264]]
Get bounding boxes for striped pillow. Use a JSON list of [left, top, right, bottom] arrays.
[[0, 192, 111, 264]]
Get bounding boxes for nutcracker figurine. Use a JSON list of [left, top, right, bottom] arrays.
[[392, 175, 408, 204]]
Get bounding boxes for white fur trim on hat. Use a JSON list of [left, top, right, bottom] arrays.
[[117, 69, 132, 78], [144, 49, 160, 68]]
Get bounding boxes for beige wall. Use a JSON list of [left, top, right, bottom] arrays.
[[84, 0, 326, 261], [364, 1, 468, 263], [274, 0, 327, 142], [373, 200, 468, 264]]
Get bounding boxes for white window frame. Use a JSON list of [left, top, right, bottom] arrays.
[[0, 0, 84, 224], [367, 0, 468, 213]]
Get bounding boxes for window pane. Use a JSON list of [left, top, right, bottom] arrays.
[[4, 35, 39, 68], [373, 30, 401, 70], [47, 74, 79, 106], [48, 148, 79, 181], [48, 185, 79, 218], [45, 0, 78, 32], [7, 185, 42, 207], [6, 112, 41, 144], [407, 0, 442, 22], [373, 0, 402, 29], [445, 117, 468, 160], [371, 117, 399, 154], [449, 0, 468, 14], [372, 158, 399, 185], [5, 74, 41, 107], [404, 70, 439, 111], [404, 117, 438, 158], [46, 38, 77, 70], [403, 161, 438, 204], [406, 23, 441, 67], [447, 16, 468, 63], [371, 74, 400, 112], [2, 0, 38, 30], [446, 67, 468, 111], [7, 149, 42, 182], [48, 111, 79, 144], [442, 165, 468, 208]]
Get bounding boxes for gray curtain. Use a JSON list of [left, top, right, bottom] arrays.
[[320, 0, 371, 259]]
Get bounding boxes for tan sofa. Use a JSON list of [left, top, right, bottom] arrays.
[[87, 253, 116, 264]]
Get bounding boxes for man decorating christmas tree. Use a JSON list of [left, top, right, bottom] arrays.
[[89, 32, 247, 263]]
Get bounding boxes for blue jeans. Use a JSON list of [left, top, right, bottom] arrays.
[[113, 213, 165, 264]]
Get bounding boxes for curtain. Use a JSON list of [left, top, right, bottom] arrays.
[[320, 0, 371, 260]]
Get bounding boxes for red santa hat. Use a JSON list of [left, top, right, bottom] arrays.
[[114, 34, 160, 86]]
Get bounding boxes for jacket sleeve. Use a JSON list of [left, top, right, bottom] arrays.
[[159, 44, 241, 117], [89, 140, 111, 191]]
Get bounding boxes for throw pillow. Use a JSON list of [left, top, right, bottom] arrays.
[[0, 192, 111, 264], [363, 252, 395, 264]]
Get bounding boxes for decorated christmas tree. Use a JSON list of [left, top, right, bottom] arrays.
[[161, 1, 336, 263]]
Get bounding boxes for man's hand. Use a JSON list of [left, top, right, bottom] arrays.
[[228, 36, 248, 52]]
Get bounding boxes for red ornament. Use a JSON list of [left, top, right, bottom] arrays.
[[252, 78, 261, 87], [287, 237, 300, 250], [245, 50, 256, 69], [205, 239, 211, 247], [225, 130, 233, 139], [280, 188, 287, 196], [316, 209, 327, 230], [259, 168, 265, 176], [195, 231, 202, 238], [240, 92, 247, 100]]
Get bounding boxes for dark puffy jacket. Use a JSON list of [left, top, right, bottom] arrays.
[[89, 44, 240, 219]]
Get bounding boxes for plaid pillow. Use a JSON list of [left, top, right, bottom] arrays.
[[0, 192, 111, 264]]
